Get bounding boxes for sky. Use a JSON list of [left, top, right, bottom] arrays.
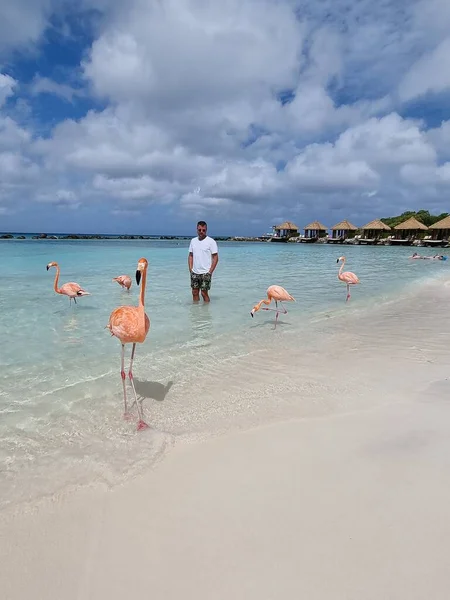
[[1, 0, 450, 236]]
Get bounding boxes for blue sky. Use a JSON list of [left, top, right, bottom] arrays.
[[1, 0, 450, 235]]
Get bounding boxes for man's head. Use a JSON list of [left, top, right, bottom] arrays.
[[197, 221, 207, 240]]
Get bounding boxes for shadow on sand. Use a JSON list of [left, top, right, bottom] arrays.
[[133, 379, 174, 402]]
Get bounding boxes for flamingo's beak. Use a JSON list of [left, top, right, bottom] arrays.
[[46, 265, 49, 271], [336, 259, 339, 263], [136, 270, 141, 285], [250, 309, 255, 317]]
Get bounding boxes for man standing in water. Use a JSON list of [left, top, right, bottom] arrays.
[[188, 220, 219, 302]]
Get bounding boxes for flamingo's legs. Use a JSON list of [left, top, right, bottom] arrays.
[[120, 344, 130, 419], [128, 343, 149, 431], [261, 300, 287, 328], [346, 284, 350, 302]]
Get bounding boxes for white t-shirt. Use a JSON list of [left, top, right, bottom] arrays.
[[189, 236, 218, 274]]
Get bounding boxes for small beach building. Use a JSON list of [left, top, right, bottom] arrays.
[[330, 220, 358, 240], [428, 215, 450, 241], [304, 221, 328, 239], [360, 219, 391, 241], [272, 221, 299, 239], [393, 217, 428, 241]]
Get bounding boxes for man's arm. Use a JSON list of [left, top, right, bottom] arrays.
[[188, 252, 193, 272], [209, 253, 218, 275]]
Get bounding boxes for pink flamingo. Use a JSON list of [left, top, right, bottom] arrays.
[[106, 258, 150, 431], [112, 275, 132, 291], [46, 261, 90, 304], [336, 256, 360, 301], [250, 285, 295, 328]]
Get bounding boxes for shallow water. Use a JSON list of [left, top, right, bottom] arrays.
[[0, 239, 448, 509]]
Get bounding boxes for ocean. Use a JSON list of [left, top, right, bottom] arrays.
[[0, 238, 448, 510]]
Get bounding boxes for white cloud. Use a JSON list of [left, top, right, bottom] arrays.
[[2, 0, 450, 231], [0, 74, 16, 108], [0, 0, 51, 55], [30, 76, 85, 103], [0, 116, 30, 151], [179, 191, 234, 213], [398, 38, 450, 102], [36, 189, 81, 209], [93, 173, 179, 203], [287, 152, 378, 191], [426, 120, 450, 161], [84, 0, 305, 109], [401, 163, 450, 186], [334, 114, 436, 165], [200, 160, 281, 202]]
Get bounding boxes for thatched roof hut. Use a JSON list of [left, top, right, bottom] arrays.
[[305, 221, 327, 231], [330, 219, 358, 239], [430, 216, 450, 229], [272, 221, 299, 240], [274, 221, 299, 231], [429, 215, 450, 240], [304, 221, 327, 238], [394, 216, 428, 231], [361, 219, 391, 240], [362, 219, 391, 231], [393, 216, 428, 240]]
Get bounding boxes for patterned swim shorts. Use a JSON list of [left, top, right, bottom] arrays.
[[190, 272, 212, 291]]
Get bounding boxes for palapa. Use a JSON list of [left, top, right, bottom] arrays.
[[429, 215, 450, 229], [394, 217, 428, 230], [304, 221, 328, 231], [274, 221, 299, 230], [361, 219, 391, 231], [331, 220, 358, 231]]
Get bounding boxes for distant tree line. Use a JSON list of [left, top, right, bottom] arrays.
[[380, 210, 449, 228]]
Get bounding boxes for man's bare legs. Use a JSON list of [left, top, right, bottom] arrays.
[[192, 288, 210, 302]]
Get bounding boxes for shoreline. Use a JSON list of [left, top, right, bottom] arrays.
[[2, 273, 450, 510], [0, 233, 233, 241], [2, 234, 449, 248], [1, 252, 449, 514]]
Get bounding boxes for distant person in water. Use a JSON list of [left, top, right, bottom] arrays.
[[188, 221, 219, 303], [410, 252, 446, 260]]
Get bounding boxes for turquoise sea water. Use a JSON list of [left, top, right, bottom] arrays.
[[0, 238, 448, 509]]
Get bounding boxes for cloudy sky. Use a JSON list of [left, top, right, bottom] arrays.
[[1, 0, 450, 235]]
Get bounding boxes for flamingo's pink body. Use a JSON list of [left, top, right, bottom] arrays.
[[337, 256, 360, 301], [250, 285, 295, 328], [46, 261, 90, 304], [113, 275, 132, 291], [107, 258, 150, 430]]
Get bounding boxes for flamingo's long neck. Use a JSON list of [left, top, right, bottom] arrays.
[[53, 265, 62, 294], [338, 258, 346, 277], [256, 298, 272, 311], [138, 266, 147, 325]]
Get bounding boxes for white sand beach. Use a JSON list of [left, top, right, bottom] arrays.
[[2, 395, 450, 600], [2, 276, 450, 599]]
